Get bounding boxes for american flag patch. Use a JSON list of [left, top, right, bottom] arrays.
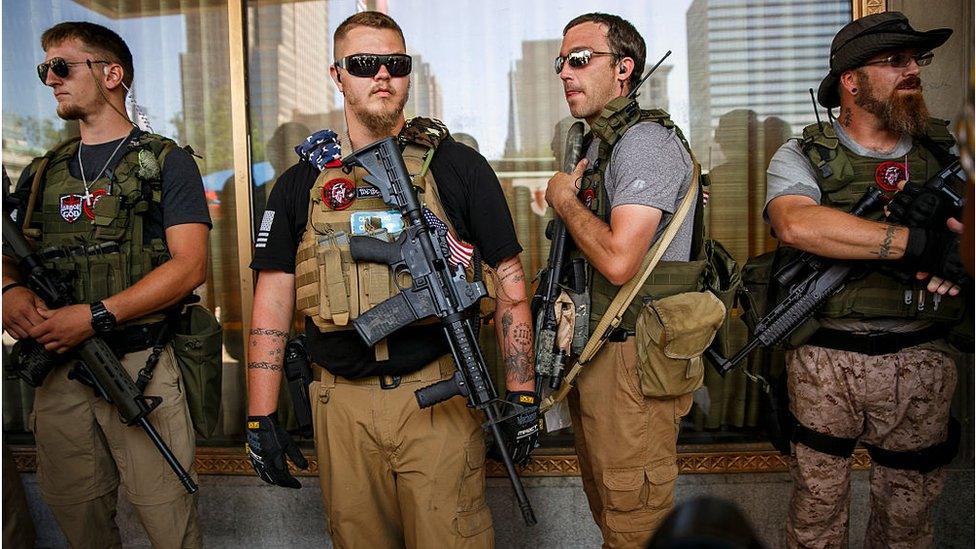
[[422, 208, 474, 268], [255, 210, 275, 248]]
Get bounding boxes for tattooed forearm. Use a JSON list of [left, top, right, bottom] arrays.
[[247, 361, 282, 371], [502, 317, 534, 385], [877, 224, 897, 258], [249, 328, 287, 343]]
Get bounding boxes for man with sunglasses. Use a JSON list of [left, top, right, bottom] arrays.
[[2, 22, 209, 548], [545, 13, 702, 548], [763, 12, 967, 548], [245, 11, 534, 547]]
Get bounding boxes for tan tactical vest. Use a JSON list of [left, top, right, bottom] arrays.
[[580, 97, 708, 333], [797, 119, 965, 322], [294, 119, 490, 341], [23, 133, 175, 305]]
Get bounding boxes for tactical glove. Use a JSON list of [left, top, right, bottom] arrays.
[[487, 391, 540, 467], [246, 412, 309, 488], [903, 228, 971, 285], [887, 182, 949, 228]]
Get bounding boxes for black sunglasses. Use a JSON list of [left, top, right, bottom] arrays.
[[554, 49, 618, 74], [334, 54, 412, 78], [37, 57, 109, 84]]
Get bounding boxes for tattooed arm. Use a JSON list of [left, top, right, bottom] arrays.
[[246, 270, 296, 416], [492, 255, 535, 392]]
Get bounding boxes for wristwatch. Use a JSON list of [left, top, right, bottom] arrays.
[[90, 301, 117, 334]]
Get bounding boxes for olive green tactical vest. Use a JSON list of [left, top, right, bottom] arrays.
[[796, 119, 964, 322], [25, 133, 175, 305], [581, 97, 708, 333], [294, 118, 479, 333]]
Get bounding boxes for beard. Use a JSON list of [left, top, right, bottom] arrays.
[[57, 102, 85, 120], [854, 70, 929, 137], [349, 86, 409, 135]]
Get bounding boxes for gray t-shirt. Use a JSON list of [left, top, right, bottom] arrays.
[[764, 121, 924, 333], [585, 120, 695, 261]]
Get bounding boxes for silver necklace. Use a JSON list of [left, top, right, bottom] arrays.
[[78, 137, 127, 201]]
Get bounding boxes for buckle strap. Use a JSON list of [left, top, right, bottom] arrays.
[[791, 415, 858, 458], [864, 417, 961, 474], [807, 326, 942, 356]]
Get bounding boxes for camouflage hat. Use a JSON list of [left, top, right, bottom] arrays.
[[817, 12, 951, 108]]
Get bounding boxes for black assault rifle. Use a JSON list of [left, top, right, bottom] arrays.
[[532, 50, 672, 391], [1, 212, 197, 494], [342, 137, 537, 526], [706, 187, 885, 375]]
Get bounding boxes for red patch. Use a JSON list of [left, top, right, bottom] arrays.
[[579, 188, 596, 208], [82, 188, 108, 220], [875, 161, 909, 193], [324, 159, 343, 169], [322, 178, 356, 211], [59, 194, 82, 223]]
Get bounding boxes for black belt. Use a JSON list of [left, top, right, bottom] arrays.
[[807, 325, 943, 356], [108, 321, 170, 356], [608, 328, 635, 342]]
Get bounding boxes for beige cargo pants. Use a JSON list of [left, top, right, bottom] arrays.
[[786, 343, 957, 549], [311, 356, 494, 549], [568, 338, 693, 549], [30, 345, 200, 549]]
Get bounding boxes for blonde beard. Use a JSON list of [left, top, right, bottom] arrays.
[[349, 90, 409, 136]]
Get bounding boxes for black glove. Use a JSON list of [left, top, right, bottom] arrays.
[[246, 413, 309, 488], [887, 182, 950, 228], [487, 391, 540, 467], [903, 228, 971, 284]]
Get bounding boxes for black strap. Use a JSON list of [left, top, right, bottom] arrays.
[[864, 417, 961, 474], [135, 309, 181, 392], [916, 135, 957, 168], [791, 416, 858, 458], [807, 326, 943, 356]]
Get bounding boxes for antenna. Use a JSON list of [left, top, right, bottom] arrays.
[[628, 50, 672, 100], [809, 88, 824, 131]]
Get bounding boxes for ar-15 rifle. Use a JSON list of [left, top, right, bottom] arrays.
[[706, 187, 885, 374], [342, 137, 537, 526], [532, 50, 672, 392], [2, 193, 197, 494]]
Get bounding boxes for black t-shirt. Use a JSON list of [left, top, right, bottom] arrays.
[[14, 128, 212, 243], [251, 137, 521, 378]]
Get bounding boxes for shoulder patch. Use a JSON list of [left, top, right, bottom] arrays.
[[400, 117, 449, 149]]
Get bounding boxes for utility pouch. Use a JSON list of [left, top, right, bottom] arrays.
[[700, 239, 741, 357], [634, 291, 726, 398], [171, 305, 223, 438], [283, 335, 313, 438]]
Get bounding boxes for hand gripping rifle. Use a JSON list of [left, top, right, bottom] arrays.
[[342, 137, 537, 526], [532, 50, 673, 392], [1, 213, 198, 494], [706, 187, 885, 375]]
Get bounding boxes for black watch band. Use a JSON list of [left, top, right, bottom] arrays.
[[90, 301, 117, 334]]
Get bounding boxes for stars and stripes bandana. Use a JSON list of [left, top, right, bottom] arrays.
[[423, 208, 474, 268], [295, 129, 342, 171]]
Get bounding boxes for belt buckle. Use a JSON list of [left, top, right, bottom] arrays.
[[379, 375, 401, 390]]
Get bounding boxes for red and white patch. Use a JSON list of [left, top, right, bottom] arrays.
[[322, 178, 356, 211], [875, 161, 909, 193], [59, 194, 83, 223], [579, 188, 597, 208], [82, 188, 108, 220]]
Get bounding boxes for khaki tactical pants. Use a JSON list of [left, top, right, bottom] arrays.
[[568, 338, 693, 549], [311, 356, 494, 549], [30, 345, 200, 549], [786, 343, 956, 549], [3, 443, 36, 548]]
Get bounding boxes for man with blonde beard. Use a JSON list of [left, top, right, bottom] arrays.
[[764, 12, 968, 548], [244, 11, 535, 548]]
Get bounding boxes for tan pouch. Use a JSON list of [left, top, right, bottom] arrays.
[[635, 291, 726, 398]]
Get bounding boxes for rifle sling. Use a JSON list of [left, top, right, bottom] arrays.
[[541, 164, 700, 412]]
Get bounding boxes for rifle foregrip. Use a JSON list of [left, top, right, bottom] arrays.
[[415, 371, 464, 408], [76, 338, 157, 425], [350, 235, 401, 265]]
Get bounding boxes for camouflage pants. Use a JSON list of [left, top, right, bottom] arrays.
[[785, 343, 956, 549]]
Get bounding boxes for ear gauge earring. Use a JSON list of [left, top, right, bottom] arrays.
[[851, 87, 858, 94]]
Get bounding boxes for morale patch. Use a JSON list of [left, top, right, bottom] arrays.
[[357, 186, 382, 199], [322, 178, 356, 211], [350, 210, 404, 236], [875, 161, 908, 192], [59, 194, 83, 223], [82, 188, 108, 220], [579, 188, 596, 208], [137, 148, 161, 180]]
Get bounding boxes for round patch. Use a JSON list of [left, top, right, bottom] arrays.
[[875, 161, 909, 193], [322, 178, 356, 211], [83, 188, 108, 220], [579, 188, 596, 208]]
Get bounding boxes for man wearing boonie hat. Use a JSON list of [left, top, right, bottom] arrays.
[[763, 11, 969, 548]]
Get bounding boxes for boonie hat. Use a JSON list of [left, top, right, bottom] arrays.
[[817, 11, 951, 108]]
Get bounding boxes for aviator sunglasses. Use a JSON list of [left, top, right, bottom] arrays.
[[335, 54, 412, 78], [861, 51, 934, 69], [37, 57, 109, 84], [554, 49, 618, 74]]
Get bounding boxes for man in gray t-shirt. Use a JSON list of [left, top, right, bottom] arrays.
[[543, 13, 699, 547]]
